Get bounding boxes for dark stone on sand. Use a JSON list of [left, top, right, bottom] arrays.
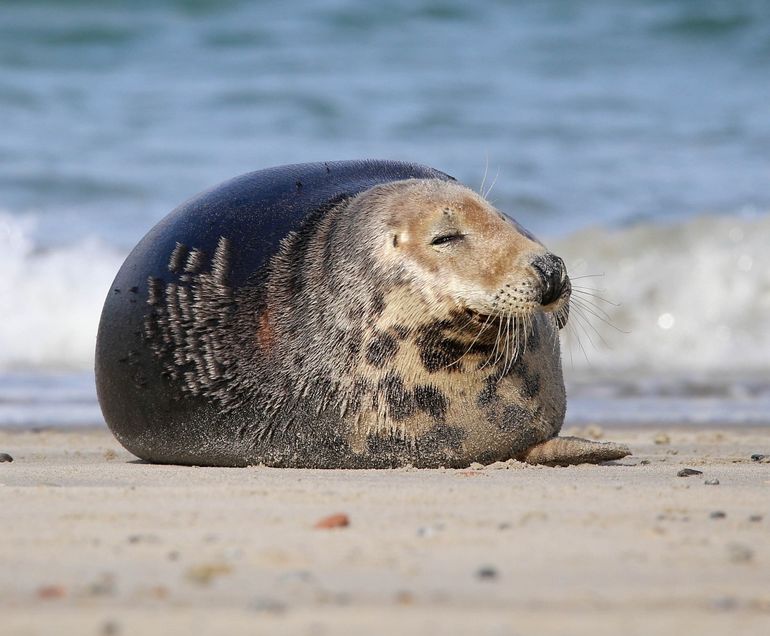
[[0, 453, 13, 463], [710, 597, 738, 612], [476, 566, 498, 580], [750, 454, 766, 462], [710, 511, 726, 519], [726, 543, 753, 563], [704, 478, 720, 485], [100, 620, 121, 636], [748, 514, 763, 522], [677, 468, 703, 477], [127, 533, 160, 544]]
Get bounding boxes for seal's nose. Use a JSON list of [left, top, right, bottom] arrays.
[[531, 254, 567, 306]]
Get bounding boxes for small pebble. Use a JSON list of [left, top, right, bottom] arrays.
[[710, 597, 738, 612], [417, 522, 445, 538], [469, 462, 484, 470], [727, 542, 754, 564], [748, 514, 763, 523], [37, 585, 66, 599], [185, 563, 232, 585], [704, 478, 720, 485], [654, 433, 670, 445], [710, 511, 726, 519], [476, 566, 498, 581], [127, 533, 160, 544], [677, 468, 703, 477], [640, 459, 651, 465], [147, 585, 169, 599], [750, 454, 766, 462], [87, 573, 116, 597], [314, 513, 350, 529], [101, 620, 121, 636], [0, 452, 13, 463], [394, 590, 414, 605]]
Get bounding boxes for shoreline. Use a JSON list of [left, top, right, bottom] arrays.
[[1, 426, 768, 635]]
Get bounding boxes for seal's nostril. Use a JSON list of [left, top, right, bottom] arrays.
[[531, 254, 566, 306]]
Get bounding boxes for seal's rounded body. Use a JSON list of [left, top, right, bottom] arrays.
[[96, 160, 629, 467]]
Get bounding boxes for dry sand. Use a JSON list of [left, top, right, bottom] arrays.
[[0, 425, 768, 636]]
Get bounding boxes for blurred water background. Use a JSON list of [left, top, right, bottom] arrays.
[[1, 0, 769, 427]]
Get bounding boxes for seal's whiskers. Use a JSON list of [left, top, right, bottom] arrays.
[[570, 284, 617, 306], [502, 315, 512, 374], [570, 273, 605, 281], [570, 291, 627, 335], [565, 304, 599, 365], [503, 314, 519, 375], [570, 297, 622, 342], [564, 318, 590, 366], [560, 275, 627, 367], [444, 311, 494, 369], [482, 166, 500, 200], [487, 311, 509, 369], [551, 306, 568, 354]]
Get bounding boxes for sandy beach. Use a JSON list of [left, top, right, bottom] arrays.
[[0, 425, 768, 635]]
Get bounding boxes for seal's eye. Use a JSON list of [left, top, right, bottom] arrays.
[[430, 233, 464, 246]]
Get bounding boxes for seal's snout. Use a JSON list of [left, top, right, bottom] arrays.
[[531, 253, 567, 306]]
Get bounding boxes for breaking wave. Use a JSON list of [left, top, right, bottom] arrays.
[[554, 210, 770, 375], [0, 212, 123, 370], [1, 209, 769, 376]]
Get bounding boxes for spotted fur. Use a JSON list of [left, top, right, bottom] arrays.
[[140, 178, 572, 467]]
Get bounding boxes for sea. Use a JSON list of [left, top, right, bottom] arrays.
[[1, 0, 769, 428]]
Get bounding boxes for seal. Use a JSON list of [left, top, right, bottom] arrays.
[[95, 160, 630, 468]]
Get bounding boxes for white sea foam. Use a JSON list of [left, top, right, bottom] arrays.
[[555, 211, 770, 375], [1, 210, 769, 377], [0, 212, 124, 371]]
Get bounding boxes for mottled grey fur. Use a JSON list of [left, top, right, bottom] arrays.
[[139, 186, 574, 467]]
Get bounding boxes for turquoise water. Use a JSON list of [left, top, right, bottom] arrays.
[[1, 0, 769, 425]]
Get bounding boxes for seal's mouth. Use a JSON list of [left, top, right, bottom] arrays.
[[463, 308, 514, 329], [462, 284, 570, 330]]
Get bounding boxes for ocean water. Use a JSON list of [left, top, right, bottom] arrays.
[[1, 0, 769, 427]]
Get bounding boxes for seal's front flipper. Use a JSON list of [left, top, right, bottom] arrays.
[[518, 436, 631, 466]]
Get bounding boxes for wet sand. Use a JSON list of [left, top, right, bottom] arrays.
[[1, 426, 768, 635]]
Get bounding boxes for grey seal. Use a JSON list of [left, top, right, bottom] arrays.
[[95, 160, 630, 468]]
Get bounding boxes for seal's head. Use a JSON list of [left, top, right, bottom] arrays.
[[363, 179, 571, 333]]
